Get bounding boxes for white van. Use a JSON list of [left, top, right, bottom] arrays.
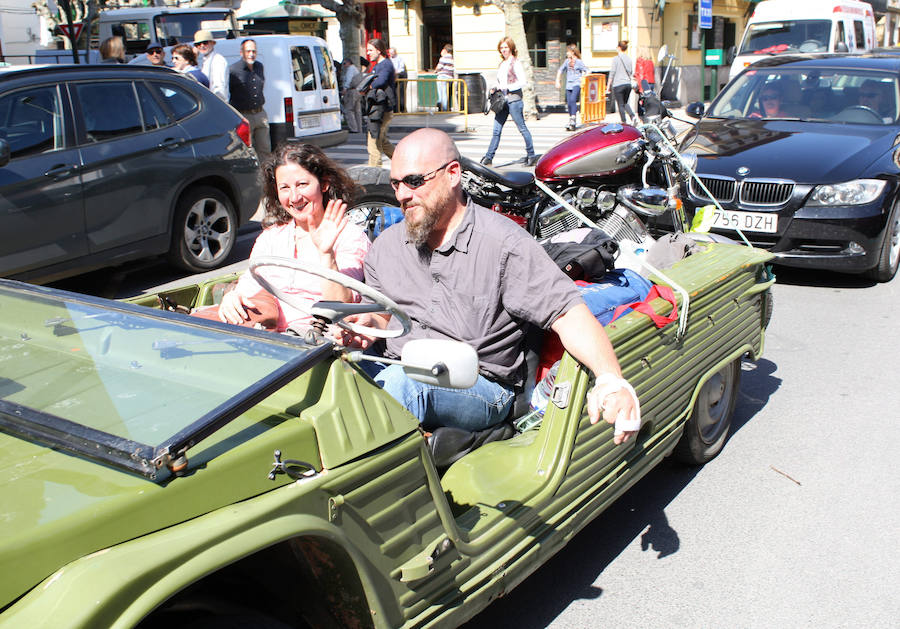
[[729, 0, 876, 79], [214, 35, 346, 148]]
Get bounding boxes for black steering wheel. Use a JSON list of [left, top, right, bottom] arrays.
[[249, 256, 411, 339]]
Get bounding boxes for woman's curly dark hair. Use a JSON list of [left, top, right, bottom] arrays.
[[260, 143, 359, 228]]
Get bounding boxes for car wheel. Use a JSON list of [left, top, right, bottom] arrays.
[[674, 358, 741, 465], [348, 186, 399, 240], [865, 200, 900, 283], [168, 186, 237, 273]]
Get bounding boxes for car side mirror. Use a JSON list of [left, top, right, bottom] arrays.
[[726, 46, 736, 65], [400, 339, 479, 389], [685, 102, 705, 118], [835, 42, 849, 53], [0, 139, 9, 167]]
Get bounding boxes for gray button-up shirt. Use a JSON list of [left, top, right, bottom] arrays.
[[364, 199, 583, 384]]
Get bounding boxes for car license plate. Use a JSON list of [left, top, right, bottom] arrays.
[[298, 115, 320, 129], [711, 209, 778, 233]]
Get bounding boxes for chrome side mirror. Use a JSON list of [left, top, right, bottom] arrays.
[[401, 339, 478, 389], [617, 185, 668, 217]]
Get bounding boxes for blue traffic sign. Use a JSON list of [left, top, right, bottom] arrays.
[[700, 0, 712, 29]]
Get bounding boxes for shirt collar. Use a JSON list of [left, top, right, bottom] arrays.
[[435, 198, 474, 254]]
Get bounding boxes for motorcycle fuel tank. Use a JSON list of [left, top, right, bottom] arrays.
[[535, 123, 642, 181]]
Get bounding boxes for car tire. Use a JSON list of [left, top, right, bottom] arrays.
[[348, 186, 398, 240], [865, 200, 900, 283], [168, 186, 237, 273], [674, 358, 741, 465]]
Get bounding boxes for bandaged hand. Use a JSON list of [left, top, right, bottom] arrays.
[[587, 374, 642, 445]]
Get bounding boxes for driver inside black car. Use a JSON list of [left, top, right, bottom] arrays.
[[200, 143, 371, 332], [857, 79, 895, 122]]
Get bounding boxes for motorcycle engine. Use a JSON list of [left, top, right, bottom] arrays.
[[538, 185, 649, 244]]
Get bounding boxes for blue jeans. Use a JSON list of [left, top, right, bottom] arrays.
[[364, 362, 514, 432], [566, 86, 581, 117], [485, 98, 534, 160]]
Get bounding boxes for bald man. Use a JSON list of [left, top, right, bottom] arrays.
[[349, 129, 639, 444]]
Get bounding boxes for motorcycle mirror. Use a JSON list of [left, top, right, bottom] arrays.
[[617, 185, 668, 217], [401, 339, 479, 389], [657, 44, 668, 64]]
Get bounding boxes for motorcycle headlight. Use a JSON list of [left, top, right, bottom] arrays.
[[807, 179, 886, 206]]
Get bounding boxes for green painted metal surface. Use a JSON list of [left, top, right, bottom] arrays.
[[0, 243, 773, 628]]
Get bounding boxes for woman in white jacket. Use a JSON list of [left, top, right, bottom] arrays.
[[481, 37, 537, 167]]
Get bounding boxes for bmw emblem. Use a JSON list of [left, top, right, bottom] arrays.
[[737, 166, 750, 176]]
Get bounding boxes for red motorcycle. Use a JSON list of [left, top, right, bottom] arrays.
[[349, 88, 696, 245]]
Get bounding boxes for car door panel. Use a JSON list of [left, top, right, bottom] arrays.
[[0, 84, 86, 277], [73, 80, 191, 253]]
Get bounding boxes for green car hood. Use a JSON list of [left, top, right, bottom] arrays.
[[0, 403, 321, 610]]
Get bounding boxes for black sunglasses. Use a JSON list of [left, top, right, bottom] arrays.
[[389, 161, 454, 190]]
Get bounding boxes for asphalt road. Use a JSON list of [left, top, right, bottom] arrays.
[[49, 116, 900, 628]]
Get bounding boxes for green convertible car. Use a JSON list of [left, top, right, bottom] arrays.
[[0, 242, 772, 628]]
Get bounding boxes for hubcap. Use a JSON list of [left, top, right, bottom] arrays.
[[697, 367, 733, 444], [183, 198, 233, 263]]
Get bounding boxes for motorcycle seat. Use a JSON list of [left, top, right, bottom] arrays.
[[460, 155, 534, 190]]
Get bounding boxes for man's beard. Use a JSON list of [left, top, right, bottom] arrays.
[[404, 200, 442, 248]]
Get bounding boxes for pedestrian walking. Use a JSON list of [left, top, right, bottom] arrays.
[[363, 38, 396, 167], [608, 39, 637, 125], [555, 44, 589, 131], [229, 38, 271, 159], [434, 44, 454, 111], [389, 47, 408, 112], [481, 37, 536, 167], [194, 29, 229, 102], [171, 44, 209, 87], [341, 58, 363, 133]]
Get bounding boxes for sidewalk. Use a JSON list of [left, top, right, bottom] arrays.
[[388, 104, 700, 135]]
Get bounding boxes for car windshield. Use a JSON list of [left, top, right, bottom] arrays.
[[739, 20, 831, 55], [0, 281, 328, 480], [154, 12, 238, 45], [708, 66, 899, 124]]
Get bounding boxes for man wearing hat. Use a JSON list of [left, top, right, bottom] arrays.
[[228, 39, 270, 159], [194, 29, 228, 101], [129, 40, 169, 67]]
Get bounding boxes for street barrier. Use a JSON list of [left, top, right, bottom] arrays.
[[395, 77, 470, 131], [580, 73, 607, 124]]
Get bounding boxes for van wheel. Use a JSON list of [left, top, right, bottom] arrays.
[[866, 200, 900, 282], [674, 358, 741, 465], [168, 186, 237, 273]]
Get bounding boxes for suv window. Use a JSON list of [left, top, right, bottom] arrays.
[[136, 82, 169, 129], [150, 81, 199, 120], [0, 85, 65, 159], [75, 81, 143, 142], [291, 47, 317, 92], [314, 46, 336, 91]]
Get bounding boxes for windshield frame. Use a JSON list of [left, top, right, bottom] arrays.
[[0, 280, 333, 482]]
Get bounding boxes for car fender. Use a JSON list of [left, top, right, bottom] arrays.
[[0, 484, 386, 629]]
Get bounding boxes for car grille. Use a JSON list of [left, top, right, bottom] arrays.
[[690, 176, 736, 203], [740, 181, 794, 206], [690, 176, 794, 207]]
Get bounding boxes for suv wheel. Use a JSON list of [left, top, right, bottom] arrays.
[[168, 186, 237, 273]]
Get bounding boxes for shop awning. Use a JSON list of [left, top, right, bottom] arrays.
[[236, 0, 334, 20], [522, 0, 580, 14]]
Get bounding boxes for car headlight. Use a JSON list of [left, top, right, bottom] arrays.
[[806, 179, 886, 206]]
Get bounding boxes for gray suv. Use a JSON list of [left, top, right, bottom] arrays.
[[0, 64, 261, 283]]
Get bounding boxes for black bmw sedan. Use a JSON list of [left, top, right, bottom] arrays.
[[681, 54, 900, 282]]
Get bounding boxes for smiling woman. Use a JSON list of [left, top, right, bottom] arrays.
[[209, 143, 371, 332]]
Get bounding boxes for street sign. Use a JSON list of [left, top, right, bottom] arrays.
[[705, 48, 724, 65], [58, 22, 84, 41], [699, 0, 712, 30], [587, 75, 600, 103]]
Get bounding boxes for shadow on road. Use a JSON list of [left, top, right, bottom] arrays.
[[772, 265, 876, 289], [463, 356, 781, 628]]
